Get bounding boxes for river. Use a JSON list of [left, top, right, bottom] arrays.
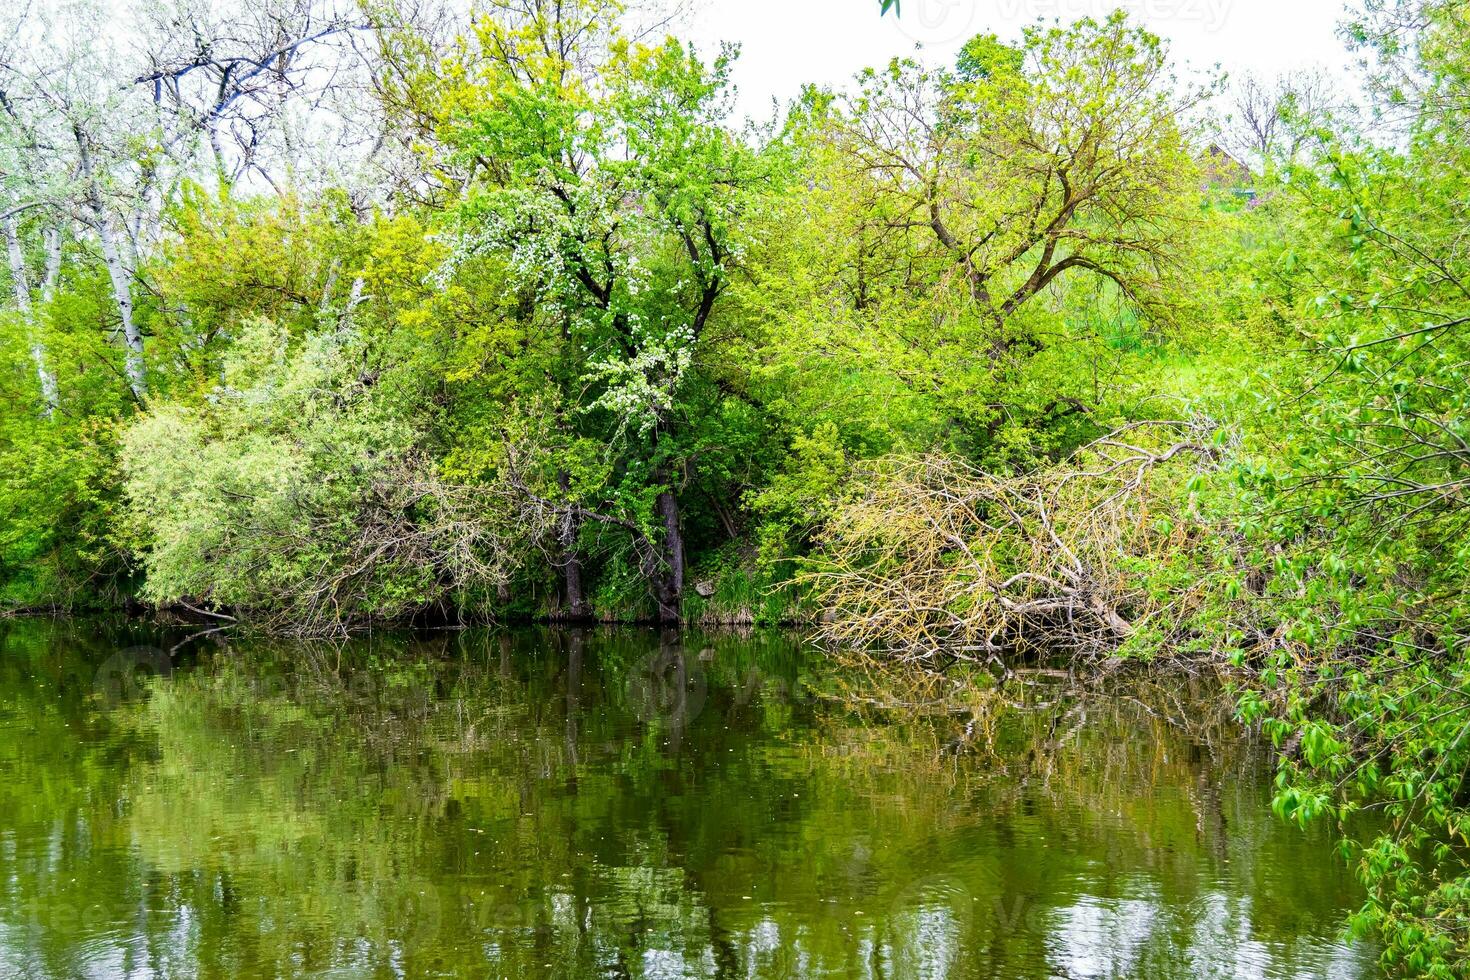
[[0, 619, 1374, 978]]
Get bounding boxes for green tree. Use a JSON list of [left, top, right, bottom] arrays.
[[426, 0, 777, 621], [747, 15, 1205, 472]]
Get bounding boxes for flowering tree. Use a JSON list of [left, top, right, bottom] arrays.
[[428, 0, 771, 621]]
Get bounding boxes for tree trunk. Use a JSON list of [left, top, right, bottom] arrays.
[[209, 123, 231, 192], [42, 226, 62, 301], [563, 551, 591, 621], [38, 226, 62, 411], [76, 127, 145, 400], [653, 488, 685, 624], [96, 216, 144, 399], [3, 217, 58, 414], [557, 471, 593, 621]]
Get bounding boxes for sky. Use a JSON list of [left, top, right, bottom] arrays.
[[679, 0, 1354, 123]]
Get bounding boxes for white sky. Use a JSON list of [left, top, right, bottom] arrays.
[[680, 0, 1354, 122]]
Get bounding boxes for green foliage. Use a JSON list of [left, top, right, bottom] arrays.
[[0, 416, 125, 608], [1206, 8, 1470, 971], [120, 321, 511, 631], [4, 0, 1470, 965], [740, 12, 1206, 473], [3, 5, 1206, 624]]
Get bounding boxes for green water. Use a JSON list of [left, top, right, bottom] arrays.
[[0, 620, 1373, 979]]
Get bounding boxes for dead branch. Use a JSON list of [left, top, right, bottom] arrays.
[[805, 418, 1223, 662]]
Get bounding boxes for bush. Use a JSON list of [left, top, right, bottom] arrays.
[[121, 321, 514, 632]]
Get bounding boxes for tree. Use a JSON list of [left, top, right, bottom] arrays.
[[1, 209, 61, 413], [1218, 69, 1336, 168], [427, 0, 774, 621], [122, 319, 515, 632], [0, 0, 168, 400], [742, 15, 1205, 469], [131, 0, 372, 193], [836, 16, 1202, 352]]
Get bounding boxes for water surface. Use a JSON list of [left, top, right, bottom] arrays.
[[0, 620, 1373, 978]]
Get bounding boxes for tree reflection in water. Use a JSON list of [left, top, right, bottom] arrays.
[[0, 620, 1373, 979]]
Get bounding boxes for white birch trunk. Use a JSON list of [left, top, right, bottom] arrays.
[[4, 216, 59, 414], [209, 123, 230, 192], [37, 226, 62, 411], [76, 128, 145, 399], [96, 214, 145, 399], [42, 226, 62, 302]]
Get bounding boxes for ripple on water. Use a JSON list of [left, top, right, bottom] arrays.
[[0, 622, 1378, 979]]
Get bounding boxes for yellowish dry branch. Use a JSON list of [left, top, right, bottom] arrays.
[[806, 420, 1222, 662]]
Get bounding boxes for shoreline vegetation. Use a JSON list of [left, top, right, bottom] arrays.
[[3, 0, 1470, 974]]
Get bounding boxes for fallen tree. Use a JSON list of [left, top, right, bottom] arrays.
[[805, 419, 1225, 662]]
